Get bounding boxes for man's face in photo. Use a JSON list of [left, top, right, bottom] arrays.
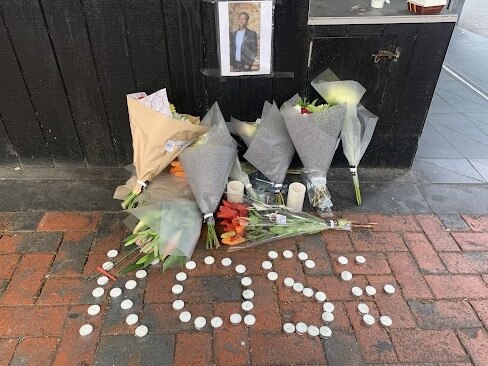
[[238, 13, 248, 29]]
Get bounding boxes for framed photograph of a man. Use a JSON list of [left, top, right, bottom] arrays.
[[217, 1, 273, 76]]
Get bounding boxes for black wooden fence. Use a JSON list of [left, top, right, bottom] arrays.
[[0, 0, 309, 167]]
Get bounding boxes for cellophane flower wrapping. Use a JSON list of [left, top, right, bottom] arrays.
[[242, 101, 295, 201], [179, 102, 238, 248], [229, 157, 259, 201], [311, 69, 377, 205], [122, 89, 208, 208], [125, 199, 202, 270], [220, 200, 353, 252], [281, 94, 346, 216], [114, 170, 193, 205]]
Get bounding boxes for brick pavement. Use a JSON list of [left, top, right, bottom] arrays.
[[0, 212, 488, 365]]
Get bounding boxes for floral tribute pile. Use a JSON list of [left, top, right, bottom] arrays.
[[108, 72, 376, 275]]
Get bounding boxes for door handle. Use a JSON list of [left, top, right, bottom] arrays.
[[373, 48, 401, 63]]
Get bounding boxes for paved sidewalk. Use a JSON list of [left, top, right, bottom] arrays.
[[1, 211, 488, 365]]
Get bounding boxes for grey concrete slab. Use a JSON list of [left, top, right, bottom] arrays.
[[415, 124, 464, 160], [94, 335, 175, 366], [470, 159, 488, 182], [429, 114, 488, 146], [435, 87, 488, 113], [417, 183, 488, 214], [0, 180, 41, 211], [429, 122, 488, 159], [329, 181, 431, 214], [465, 113, 488, 136], [437, 214, 470, 231], [29, 179, 124, 211], [417, 159, 485, 184], [0, 167, 130, 180], [428, 95, 458, 114]]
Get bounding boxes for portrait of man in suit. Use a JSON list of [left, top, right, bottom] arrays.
[[218, 1, 272, 76], [229, 12, 258, 72]]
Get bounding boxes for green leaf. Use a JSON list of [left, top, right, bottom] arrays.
[[136, 254, 149, 265], [162, 256, 186, 272], [118, 262, 144, 275], [142, 252, 156, 268], [123, 233, 139, 245]]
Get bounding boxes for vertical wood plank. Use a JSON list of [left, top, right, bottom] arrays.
[[120, 0, 172, 95], [1, 0, 85, 166], [0, 8, 51, 165], [162, 0, 205, 115], [273, 0, 311, 105], [0, 113, 20, 165], [81, 0, 136, 166], [201, 0, 240, 119], [40, 0, 117, 166]]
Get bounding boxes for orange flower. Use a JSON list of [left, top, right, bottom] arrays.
[[170, 159, 185, 177], [218, 200, 249, 246]]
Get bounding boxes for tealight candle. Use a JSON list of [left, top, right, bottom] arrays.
[[268, 251, 278, 259], [241, 277, 252, 287], [211, 317, 223, 328], [179, 311, 191, 323], [355, 256, 366, 265], [173, 300, 185, 311], [293, 282, 304, 292], [358, 303, 370, 315], [135, 325, 148, 337], [286, 182, 306, 212], [79, 324, 93, 336], [380, 315, 392, 327], [241, 301, 254, 312], [341, 271, 353, 281], [175, 272, 187, 282], [322, 312, 334, 323], [235, 264, 246, 274], [283, 323, 295, 334], [315, 291, 326, 303], [295, 322, 308, 335], [284, 277, 295, 287], [303, 288, 314, 297], [363, 314, 375, 326], [172, 284, 183, 295], [319, 326, 332, 339], [365, 286, 377, 296], [204, 256, 215, 265], [135, 270, 147, 279], [97, 276, 109, 286], [351, 287, 363, 297], [242, 289, 254, 300], [126, 314, 138, 325], [267, 272, 278, 281], [337, 256, 348, 265], [283, 250, 293, 258], [384, 284, 396, 294], [307, 325, 320, 337], [89, 285, 107, 301], [121, 299, 133, 310], [323, 302, 335, 312], [109, 287, 122, 298], [194, 316, 206, 330], [125, 280, 137, 290], [244, 314, 256, 326], [227, 181, 244, 203], [185, 261, 196, 270], [262, 261, 273, 270], [87, 305, 100, 316], [230, 313, 242, 324]]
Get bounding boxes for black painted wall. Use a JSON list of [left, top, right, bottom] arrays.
[[0, 0, 453, 168]]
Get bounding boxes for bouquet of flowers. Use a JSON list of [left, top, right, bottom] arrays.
[[179, 102, 238, 249], [217, 199, 355, 251], [121, 88, 208, 209], [230, 101, 295, 205], [281, 95, 346, 216], [311, 69, 377, 205], [120, 199, 202, 273]]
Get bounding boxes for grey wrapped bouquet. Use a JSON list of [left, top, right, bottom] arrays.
[[281, 95, 346, 215]]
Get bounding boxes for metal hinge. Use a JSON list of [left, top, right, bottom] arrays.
[[373, 48, 401, 63]]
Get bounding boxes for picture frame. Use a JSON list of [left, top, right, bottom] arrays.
[[217, 0, 274, 77]]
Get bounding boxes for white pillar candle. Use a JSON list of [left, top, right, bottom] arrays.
[[226, 181, 244, 203], [286, 182, 306, 212], [371, 0, 385, 8]]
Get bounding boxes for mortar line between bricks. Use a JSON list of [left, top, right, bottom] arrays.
[[454, 328, 477, 365], [467, 300, 488, 333], [34, 253, 57, 305]]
